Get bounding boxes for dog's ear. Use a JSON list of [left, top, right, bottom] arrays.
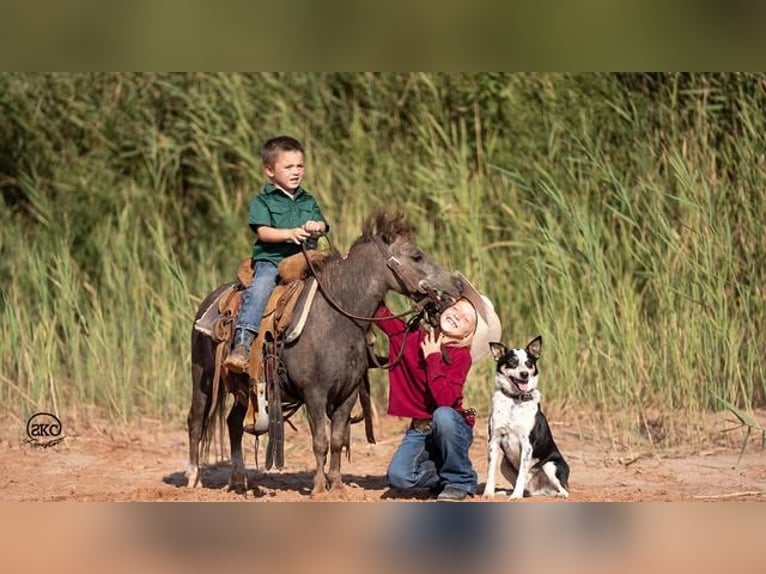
[[526, 336, 542, 359], [489, 342, 506, 361]]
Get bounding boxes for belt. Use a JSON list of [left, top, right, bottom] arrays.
[[409, 418, 433, 433]]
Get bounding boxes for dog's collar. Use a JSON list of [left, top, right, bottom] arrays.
[[500, 387, 535, 402]]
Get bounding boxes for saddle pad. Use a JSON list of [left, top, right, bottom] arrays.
[[283, 277, 319, 343], [193, 284, 238, 337]]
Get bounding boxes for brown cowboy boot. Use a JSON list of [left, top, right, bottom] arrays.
[[224, 328, 256, 373]]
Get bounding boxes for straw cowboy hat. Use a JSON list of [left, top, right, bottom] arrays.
[[455, 273, 502, 363]]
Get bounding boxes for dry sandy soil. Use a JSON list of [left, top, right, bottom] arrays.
[[3, 408, 765, 503]]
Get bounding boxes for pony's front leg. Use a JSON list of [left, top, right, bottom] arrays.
[[327, 391, 359, 491], [226, 400, 251, 494], [304, 397, 329, 495]]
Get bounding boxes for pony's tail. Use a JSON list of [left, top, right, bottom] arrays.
[[201, 343, 230, 464]]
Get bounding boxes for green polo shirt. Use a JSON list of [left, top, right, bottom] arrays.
[[248, 183, 329, 264]]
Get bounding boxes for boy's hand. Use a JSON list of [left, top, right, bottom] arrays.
[[287, 226, 311, 244], [302, 220, 325, 236], [420, 329, 443, 358]]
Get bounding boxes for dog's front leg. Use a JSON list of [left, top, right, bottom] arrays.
[[510, 439, 532, 500], [483, 436, 501, 498]]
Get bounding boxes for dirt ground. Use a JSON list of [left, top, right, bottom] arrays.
[[2, 411, 765, 502]]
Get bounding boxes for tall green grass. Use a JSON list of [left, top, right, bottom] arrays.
[[1, 73, 763, 446]]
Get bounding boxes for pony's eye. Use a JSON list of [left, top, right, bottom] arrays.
[[411, 251, 424, 262]]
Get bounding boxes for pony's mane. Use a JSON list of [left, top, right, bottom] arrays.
[[310, 210, 415, 280], [352, 209, 414, 248]]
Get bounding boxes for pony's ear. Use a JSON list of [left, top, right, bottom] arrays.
[[356, 209, 412, 250], [379, 227, 396, 244], [375, 209, 412, 244]]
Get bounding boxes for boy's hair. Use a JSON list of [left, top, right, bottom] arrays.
[[262, 135, 305, 167]]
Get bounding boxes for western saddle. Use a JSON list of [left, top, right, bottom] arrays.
[[194, 251, 324, 438]]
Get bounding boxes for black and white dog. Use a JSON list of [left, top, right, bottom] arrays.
[[483, 336, 569, 499]]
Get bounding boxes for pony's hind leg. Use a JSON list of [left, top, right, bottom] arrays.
[[226, 399, 250, 494], [186, 343, 212, 488], [186, 396, 206, 487], [327, 390, 360, 491]]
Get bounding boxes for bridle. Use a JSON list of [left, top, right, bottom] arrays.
[[300, 235, 447, 369]]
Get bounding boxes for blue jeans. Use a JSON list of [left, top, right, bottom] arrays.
[[235, 260, 279, 334], [387, 406, 477, 494]]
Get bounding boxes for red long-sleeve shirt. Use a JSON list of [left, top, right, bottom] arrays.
[[374, 305, 474, 426]]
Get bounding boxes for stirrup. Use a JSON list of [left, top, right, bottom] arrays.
[[243, 381, 269, 435]]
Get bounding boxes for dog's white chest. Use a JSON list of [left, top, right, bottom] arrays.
[[490, 391, 539, 440]]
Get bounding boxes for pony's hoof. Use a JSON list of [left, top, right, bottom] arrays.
[[185, 465, 201, 488], [311, 478, 328, 496], [228, 484, 247, 495], [326, 471, 344, 492], [228, 472, 248, 494], [245, 476, 262, 497], [188, 476, 202, 489]]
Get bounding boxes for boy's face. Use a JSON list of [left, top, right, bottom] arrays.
[[265, 150, 305, 192]]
